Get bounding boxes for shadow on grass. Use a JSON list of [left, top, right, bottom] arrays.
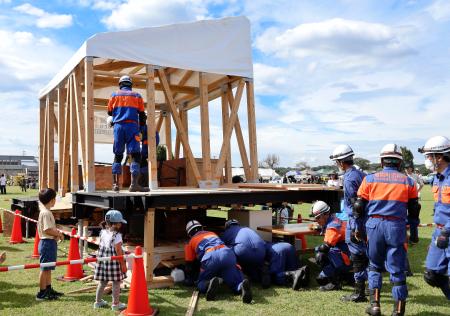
[[411, 312, 450, 316], [0, 281, 36, 291], [411, 294, 450, 307], [0, 289, 39, 310], [0, 245, 23, 252]]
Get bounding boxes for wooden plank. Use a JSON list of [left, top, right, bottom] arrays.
[[39, 99, 46, 190], [227, 84, 251, 181], [182, 110, 189, 159], [84, 57, 95, 192], [61, 82, 71, 196], [246, 80, 258, 182], [66, 285, 97, 295], [164, 114, 173, 160], [47, 94, 55, 189], [129, 64, 145, 74], [221, 89, 232, 184], [144, 208, 155, 281], [199, 72, 212, 181], [156, 113, 164, 133], [70, 75, 79, 192], [73, 71, 87, 187], [173, 70, 194, 98], [157, 69, 202, 184], [145, 65, 158, 189], [94, 60, 141, 71], [57, 87, 66, 192], [185, 290, 199, 316]]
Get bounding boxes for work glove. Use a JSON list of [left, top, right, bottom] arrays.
[[106, 116, 114, 128], [350, 230, 366, 243], [436, 230, 449, 249]]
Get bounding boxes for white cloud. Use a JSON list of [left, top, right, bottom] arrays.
[[102, 0, 209, 30], [427, 0, 450, 21], [14, 3, 73, 29], [76, 0, 123, 11]]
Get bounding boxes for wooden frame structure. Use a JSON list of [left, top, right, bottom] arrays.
[[38, 59, 259, 194]]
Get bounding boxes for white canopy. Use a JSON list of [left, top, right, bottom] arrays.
[[39, 16, 253, 99]]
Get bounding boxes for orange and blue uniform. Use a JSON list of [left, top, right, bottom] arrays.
[[107, 86, 145, 175], [358, 167, 418, 301], [317, 215, 351, 282], [264, 241, 299, 285], [139, 124, 159, 174], [185, 230, 245, 293]]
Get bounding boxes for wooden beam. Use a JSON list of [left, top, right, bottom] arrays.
[[182, 110, 189, 159], [69, 75, 79, 192], [57, 86, 66, 193], [94, 60, 142, 71], [246, 80, 259, 182], [145, 65, 158, 189], [129, 64, 145, 74], [73, 71, 87, 187], [39, 99, 46, 190], [199, 72, 212, 180], [61, 82, 71, 196], [157, 69, 202, 184], [156, 113, 164, 133], [47, 94, 55, 189], [173, 70, 194, 98], [214, 80, 244, 180], [144, 208, 155, 280], [84, 57, 95, 192], [164, 114, 172, 160], [221, 89, 232, 184], [174, 111, 181, 159]]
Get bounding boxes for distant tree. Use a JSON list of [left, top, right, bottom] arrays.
[[312, 164, 338, 172], [400, 146, 414, 166], [157, 145, 167, 161], [416, 164, 428, 175], [354, 157, 370, 171], [263, 154, 280, 169], [295, 161, 310, 170]]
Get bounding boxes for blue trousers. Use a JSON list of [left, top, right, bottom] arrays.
[[197, 247, 244, 293], [113, 123, 140, 156], [319, 249, 351, 279], [425, 227, 450, 275], [268, 242, 299, 285], [366, 217, 407, 301], [407, 217, 419, 242], [234, 243, 266, 281], [345, 216, 368, 282]]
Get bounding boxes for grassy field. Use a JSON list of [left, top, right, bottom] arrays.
[[1, 186, 449, 315]]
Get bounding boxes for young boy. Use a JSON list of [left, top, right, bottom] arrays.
[[36, 188, 64, 301]]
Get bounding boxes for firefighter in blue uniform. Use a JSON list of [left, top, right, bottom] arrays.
[[330, 144, 367, 302], [138, 112, 159, 188], [312, 201, 352, 291], [184, 220, 252, 303], [419, 136, 450, 300], [356, 144, 419, 316], [107, 75, 148, 192], [221, 219, 270, 288]]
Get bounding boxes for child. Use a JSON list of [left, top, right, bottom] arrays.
[[37, 188, 64, 301], [93, 209, 128, 311]]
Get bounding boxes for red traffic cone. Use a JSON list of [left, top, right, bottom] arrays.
[[9, 210, 24, 244], [122, 246, 157, 316], [31, 229, 40, 258], [61, 228, 84, 281]]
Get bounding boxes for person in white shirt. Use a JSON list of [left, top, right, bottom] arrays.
[[0, 174, 6, 194]]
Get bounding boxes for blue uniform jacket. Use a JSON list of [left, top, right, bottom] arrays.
[[343, 166, 366, 216], [431, 166, 450, 232]]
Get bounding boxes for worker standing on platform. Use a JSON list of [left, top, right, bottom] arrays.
[[419, 136, 450, 300], [184, 220, 252, 304], [312, 201, 352, 291], [330, 145, 367, 302], [107, 75, 148, 192], [221, 219, 270, 288], [138, 112, 159, 188], [356, 144, 419, 316]]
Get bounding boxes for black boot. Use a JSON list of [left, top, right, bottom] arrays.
[[392, 300, 406, 316], [112, 174, 120, 192], [405, 257, 413, 277], [286, 265, 309, 291], [206, 277, 220, 301], [129, 173, 149, 192], [319, 277, 342, 291], [341, 281, 367, 302], [261, 263, 271, 289], [241, 279, 252, 304], [366, 288, 381, 316]]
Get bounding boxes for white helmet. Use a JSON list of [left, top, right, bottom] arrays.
[[380, 144, 403, 160], [311, 201, 330, 218], [418, 136, 450, 155], [330, 145, 354, 161], [119, 75, 132, 86], [186, 220, 202, 236]]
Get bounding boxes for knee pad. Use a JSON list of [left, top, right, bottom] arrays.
[[131, 152, 141, 164], [424, 270, 448, 288], [114, 154, 124, 164], [352, 254, 368, 272]]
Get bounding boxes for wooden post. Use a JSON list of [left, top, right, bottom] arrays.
[[164, 113, 172, 160], [182, 110, 189, 159], [199, 72, 212, 181], [84, 57, 95, 192], [57, 87, 66, 194], [246, 80, 259, 182], [47, 94, 55, 189], [69, 75, 79, 192], [61, 81, 71, 196], [39, 99, 46, 190], [156, 113, 164, 133], [145, 65, 158, 189], [73, 71, 87, 187], [221, 88, 232, 183], [144, 208, 155, 281]]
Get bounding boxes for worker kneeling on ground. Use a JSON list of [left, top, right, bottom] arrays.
[[107, 75, 149, 192], [312, 201, 352, 291], [221, 219, 271, 288], [357, 144, 419, 316], [184, 220, 252, 304], [264, 241, 309, 290]]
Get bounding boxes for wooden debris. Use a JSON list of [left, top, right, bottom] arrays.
[[185, 290, 199, 316]]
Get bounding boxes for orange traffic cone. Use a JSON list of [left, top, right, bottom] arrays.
[[9, 210, 24, 244], [121, 246, 158, 316], [60, 228, 84, 281], [31, 229, 40, 258]]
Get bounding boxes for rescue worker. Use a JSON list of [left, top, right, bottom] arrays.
[[264, 241, 309, 290], [418, 136, 450, 300], [356, 144, 419, 316], [312, 201, 352, 291], [330, 144, 367, 302], [184, 220, 252, 303], [138, 112, 159, 188], [404, 162, 423, 244], [107, 75, 148, 192], [221, 219, 270, 288]]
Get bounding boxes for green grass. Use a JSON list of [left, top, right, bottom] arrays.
[[1, 186, 449, 315]]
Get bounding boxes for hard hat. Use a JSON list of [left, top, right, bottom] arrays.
[[311, 201, 330, 218], [186, 220, 202, 236], [105, 209, 127, 224], [418, 136, 450, 155], [380, 144, 403, 160], [330, 145, 354, 161], [225, 219, 239, 229], [119, 75, 132, 85]]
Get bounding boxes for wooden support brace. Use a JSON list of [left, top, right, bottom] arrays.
[[164, 114, 173, 160], [61, 81, 71, 195], [84, 57, 95, 192], [69, 75, 79, 192], [199, 72, 212, 180], [246, 80, 259, 182], [57, 86, 66, 193], [145, 65, 158, 189], [221, 89, 232, 184], [47, 94, 55, 189], [144, 208, 155, 281], [73, 71, 87, 186]]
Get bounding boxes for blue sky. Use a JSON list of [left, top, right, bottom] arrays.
[[1, 0, 450, 167]]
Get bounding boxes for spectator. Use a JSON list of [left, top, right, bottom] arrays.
[[0, 174, 6, 194]]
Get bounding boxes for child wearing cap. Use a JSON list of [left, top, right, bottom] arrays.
[[93, 209, 128, 311]]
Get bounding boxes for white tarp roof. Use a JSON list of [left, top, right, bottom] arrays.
[[39, 16, 253, 98]]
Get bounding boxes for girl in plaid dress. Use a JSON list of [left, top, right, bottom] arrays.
[[93, 210, 127, 311]]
